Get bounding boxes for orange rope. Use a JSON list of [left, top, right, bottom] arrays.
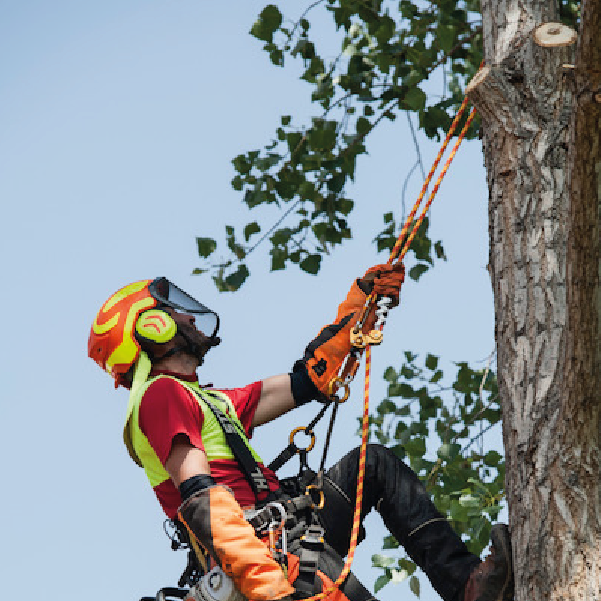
[[303, 346, 373, 601], [388, 94, 472, 266], [305, 81, 480, 601], [395, 106, 478, 264]]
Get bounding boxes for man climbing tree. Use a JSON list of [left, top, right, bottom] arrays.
[[88, 268, 514, 601], [191, 2, 599, 600]]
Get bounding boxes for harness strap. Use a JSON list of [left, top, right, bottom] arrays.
[[269, 442, 298, 473], [295, 525, 326, 598], [195, 391, 270, 501]]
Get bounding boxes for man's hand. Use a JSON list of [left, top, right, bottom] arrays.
[[358, 262, 405, 306], [294, 261, 405, 400]]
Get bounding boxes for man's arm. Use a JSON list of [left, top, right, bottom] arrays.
[[165, 433, 210, 485], [251, 374, 296, 428], [166, 435, 294, 601]]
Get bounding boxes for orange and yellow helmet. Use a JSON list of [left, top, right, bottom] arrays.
[[88, 277, 219, 387]]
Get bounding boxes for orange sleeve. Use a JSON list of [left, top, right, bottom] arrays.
[[178, 485, 294, 601]]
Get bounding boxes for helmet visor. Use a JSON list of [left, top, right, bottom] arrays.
[[148, 277, 220, 338]]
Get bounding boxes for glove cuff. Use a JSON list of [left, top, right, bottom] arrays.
[[290, 362, 323, 406]]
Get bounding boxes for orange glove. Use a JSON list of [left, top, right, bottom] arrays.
[[298, 262, 404, 397], [358, 262, 405, 306]]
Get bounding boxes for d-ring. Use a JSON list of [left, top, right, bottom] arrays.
[[289, 427, 316, 452]]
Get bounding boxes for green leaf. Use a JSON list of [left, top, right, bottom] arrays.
[[250, 5, 282, 43], [382, 535, 399, 549], [409, 575, 421, 597], [409, 263, 429, 281], [484, 450, 503, 467], [430, 369, 443, 383], [337, 197, 354, 215], [377, 399, 397, 415], [244, 222, 261, 242], [383, 366, 397, 382], [196, 237, 217, 258], [404, 86, 427, 111], [224, 264, 249, 291], [437, 442, 461, 461], [459, 493, 481, 508], [374, 574, 390, 593], [356, 116, 371, 135], [434, 240, 447, 260], [300, 253, 322, 274], [398, 558, 417, 575], [425, 353, 439, 370], [270, 247, 287, 271], [372, 554, 396, 568], [287, 132, 304, 156], [232, 154, 252, 175], [438, 24, 455, 53], [404, 436, 426, 457]]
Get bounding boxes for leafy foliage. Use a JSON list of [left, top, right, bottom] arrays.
[[370, 352, 504, 594], [194, 0, 483, 290]]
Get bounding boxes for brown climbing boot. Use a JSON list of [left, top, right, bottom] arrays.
[[463, 524, 514, 601]]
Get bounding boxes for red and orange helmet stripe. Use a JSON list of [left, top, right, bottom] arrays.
[[88, 280, 157, 386]]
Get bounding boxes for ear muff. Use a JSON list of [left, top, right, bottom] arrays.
[[136, 309, 178, 344]]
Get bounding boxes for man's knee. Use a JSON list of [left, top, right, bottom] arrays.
[[364, 443, 413, 475]]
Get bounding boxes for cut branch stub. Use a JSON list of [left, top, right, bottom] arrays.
[[465, 66, 528, 134], [533, 22, 578, 48]]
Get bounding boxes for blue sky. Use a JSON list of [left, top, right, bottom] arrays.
[[0, 2, 494, 600]]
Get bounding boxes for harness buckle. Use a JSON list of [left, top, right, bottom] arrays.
[[304, 484, 325, 510], [300, 525, 325, 551]]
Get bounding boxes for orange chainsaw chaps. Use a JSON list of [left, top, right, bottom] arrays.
[[305, 281, 376, 396], [178, 485, 294, 601]]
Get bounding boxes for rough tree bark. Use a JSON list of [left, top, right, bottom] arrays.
[[466, 0, 600, 599]]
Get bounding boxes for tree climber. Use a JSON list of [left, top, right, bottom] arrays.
[[88, 268, 514, 601]]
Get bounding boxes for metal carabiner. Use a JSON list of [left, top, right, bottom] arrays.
[[264, 501, 287, 531], [264, 502, 288, 572], [326, 377, 350, 403]]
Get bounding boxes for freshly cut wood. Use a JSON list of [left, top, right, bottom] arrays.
[[533, 22, 577, 47]]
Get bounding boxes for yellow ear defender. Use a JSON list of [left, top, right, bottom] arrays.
[[136, 309, 178, 344]]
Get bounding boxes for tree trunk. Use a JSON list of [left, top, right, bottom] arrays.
[[467, 0, 601, 599]]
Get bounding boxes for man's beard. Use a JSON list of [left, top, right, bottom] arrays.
[[178, 324, 221, 365]]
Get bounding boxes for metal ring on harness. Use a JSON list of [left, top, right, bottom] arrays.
[[305, 484, 325, 510], [326, 376, 350, 403], [290, 426, 316, 452]]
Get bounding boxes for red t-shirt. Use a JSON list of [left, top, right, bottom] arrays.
[[138, 371, 280, 518]]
